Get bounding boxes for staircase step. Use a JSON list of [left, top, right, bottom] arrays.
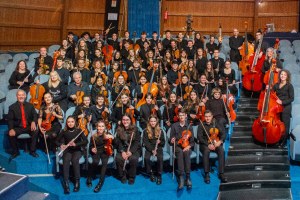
[[233, 126, 252, 132], [231, 130, 252, 137], [228, 144, 288, 156], [230, 135, 253, 143], [0, 172, 29, 200], [18, 191, 50, 200], [217, 188, 292, 200], [238, 98, 259, 105], [237, 107, 259, 114]]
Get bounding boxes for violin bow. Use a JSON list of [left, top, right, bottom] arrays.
[[151, 130, 162, 161], [123, 131, 134, 171], [172, 141, 176, 180], [43, 132, 51, 164], [199, 120, 215, 146], [18, 68, 35, 89]]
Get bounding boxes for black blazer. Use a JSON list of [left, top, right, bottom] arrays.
[[8, 101, 37, 130]]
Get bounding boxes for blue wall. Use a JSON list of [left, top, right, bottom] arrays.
[[128, 0, 160, 37]]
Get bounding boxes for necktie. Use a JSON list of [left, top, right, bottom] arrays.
[[20, 103, 27, 129]]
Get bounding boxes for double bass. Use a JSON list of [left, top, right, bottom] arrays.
[[102, 27, 114, 66], [252, 60, 285, 144], [239, 21, 254, 75], [29, 75, 46, 110]]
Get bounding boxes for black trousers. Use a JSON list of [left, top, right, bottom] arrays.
[[200, 144, 225, 174], [115, 152, 139, 179], [175, 148, 191, 176], [144, 150, 163, 175], [9, 127, 38, 153], [216, 117, 227, 135], [88, 152, 109, 180], [63, 150, 82, 180]]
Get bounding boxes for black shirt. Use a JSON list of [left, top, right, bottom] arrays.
[[197, 120, 226, 146], [55, 128, 88, 152], [169, 122, 195, 151]]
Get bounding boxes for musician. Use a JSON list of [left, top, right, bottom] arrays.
[[195, 48, 208, 75], [194, 74, 211, 98], [73, 95, 92, 128], [9, 60, 34, 93], [162, 50, 173, 73], [92, 48, 104, 63], [38, 93, 63, 152], [143, 50, 155, 71], [197, 110, 227, 184], [61, 39, 75, 62], [74, 49, 87, 67], [184, 40, 196, 60], [91, 76, 108, 105], [112, 51, 122, 64], [272, 69, 294, 147], [169, 108, 194, 190], [139, 41, 151, 62], [139, 93, 162, 130], [155, 42, 165, 61], [8, 89, 39, 159], [135, 74, 148, 103], [185, 60, 199, 85], [120, 41, 130, 61], [167, 60, 179, 90], [177, 32, 188, 51], [55, 116, 88, 194], [67, 71, 91, 108], [55, 56, 70, 85], [73, 58, 91, 84], [92, 32, 102, 48], [254, 30, 269, 55], [111, 75, 130, 102], [143, 115, 165, 185], [80, 32, 93, 58], [111, 93, 139, 125], [157, 76, 171, 107], [75, 40, 90, 61], [206, 35, 221, 57], [219, 60, 238, 96], [136, 31, 149, 50], [206, 88, 230, 134], [86, 120, 114, 193], [90, 60, 107, 85], [176, 74, 189, 103], [90, 95, 110, 129], [169, 40, 180, 59], [262, 47, 282, 74], [149, 31, 159, 50], [128, 59, 145, 91], [163, 92, 181, 131], [108, 62, 120, 85], [194, 32, 205, 50], [162, 30, 172, 50], [229, 28, 244, 63], [43, 71, 68, 112], [204, 61, 218, 89], [115, 114, 141, 184], [121, 31, 134, 47], [210, 49, 225, 74], [177, 50, 189, 70], [126, 49, 137, 71], [184, 90, 201, 126], [146, 58, 160, 83], [34, 47, 53, 75]]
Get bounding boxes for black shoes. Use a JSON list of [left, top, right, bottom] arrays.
[[185, 176, 192, 189], [121, 175, 127, 184], [9, 151, 20, 161], [73, 179, 80, 192], [219, 173, 228, 183], [204, 173, 210, 184], [156, 175, 162, 185], [63, 180, 70, 194], [94, 179, 104, 193], [150, 172, 156, 182], [29, 151, 39, 158], [128, 177, 135, 185], [177, 175, 184, 190], [86, 177, 92, 187]]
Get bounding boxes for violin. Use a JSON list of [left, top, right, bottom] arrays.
[[209, 126, 220, 144], [223, 82, 236, 122], [114, 61, 128, 81], [52, 51, 60, 71], [178, 122, 192, 148], [78, 108, 89, 136], [75, 90, 85, 106], [125, 107, 136, 124], [183, 85, 193, 100], [173, 106, 179, 122], [102, 110, 111, 130], [105, 136, 113, 156], [29, 75, 46, 110], [41, 105, 58, 131], [198, 84, 208, 122]]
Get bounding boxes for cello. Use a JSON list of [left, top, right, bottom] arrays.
[[102, 26, 114, 66], [242, 29, 266, 92], [252, 60, 285, 144], [239, 21, 254, 75]]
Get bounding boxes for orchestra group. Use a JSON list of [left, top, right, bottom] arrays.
[[6, 27, 294, 194]]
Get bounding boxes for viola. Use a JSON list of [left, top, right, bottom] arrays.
[[29, 76, 46, 110], [41, 105, 57, 131], [223, 83, 236, 122], [252, 60, 285, 144], [75, 90, 85, 106], [178, 123, 192, 148]]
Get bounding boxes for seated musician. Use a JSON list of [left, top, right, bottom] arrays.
[[143, 115, 165, 185], [136, 31, 149, 51], [107, 62, 120, 86], [112, 51, 122, 64], [67, 71, 90, 108], [197, 110, 227, 184], [185, 60, 199, 85], [91, 76, 108, 105], [193, 74, 211, 99], [184, 40, 196, 60], [134, 74, 148, 103], [195, 48, 208, 75], [157, 76, 171, 107], [93, 48, 104, 63], [146, 58, 160, 83], [115, 114, 141, 185], [9, 60, 34, 93], [54, 56, 70, 85], [55, 116, 88, 194], [43, 71, 68, 112], [262, 47, 282, 74], [38, 92, 63, 152], [183, 90, 201, 126], [90, 94, 110, 129], [176, 74, 189, 103], [219, 60, 238, 96], [206, 88, 230, 134], [170, 108, 194, 190], [139, 41, 151, 63], [111, 93, 139, 125], [163, 92, 182, 131], [7, 89, 39, 159], [126, 49, 138, 72], [210, 49, 225, 75], [162, 30, 172, 50], [86, 120, 114, 193], [120, 41, 130, 61], [204, 61, 218, 89], [72, 58, 91, 84], [176, 32, 188, 51], [177, 49, 188, 68], [169, 40, 179, 60], [107, 33, 120, 51], [167, 60, 179, 90], [73, 95, 92, 135], [139, 93, 162, 130], [206, 35, 222, 57], [162, 50, 172, 74], [34, 47, 53, 75], [111, 74, 130, 103], [128, 59, 146, 91]]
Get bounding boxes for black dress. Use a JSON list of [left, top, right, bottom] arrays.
[[9, 70, 34, 93], [219, 68, 238, 96], [43, 82, 68, 112]]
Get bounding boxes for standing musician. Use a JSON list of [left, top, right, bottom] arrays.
[[149, 31, 159, 50], [67, 71, 91, 108], [38, 93, 63, 152], [54, 56, 70, 85], [272, 69, 294, 147], [262, 47, 282, 74], [115, 114, 141, 185], [197, 110, 227, 184], [219, 60, 238, 96], [91, 76, 108, 105], [139, 93, 162, 130], [206, 35, 222, 57], [61, 39, 75, 62], [170, 108, 194, 190], [86, 120, 114, 193], [254, 30, 269, 56], [121, 31, 134, 47], [34, 47, 53, 75], [143, 115, 165, 185], [195, 48, 208, 75], [9, 60, 34, 93], [43, 71, 68, 112], [90, 94, 110, 129], [206, 88, 230, 134], [210, 49, 225, 75], [229, 28, 244, 63], [55, 116, 88, 194], [167, 60, 179, 90], [8, 90, 39, 160], [163, 92, 182, 131]]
